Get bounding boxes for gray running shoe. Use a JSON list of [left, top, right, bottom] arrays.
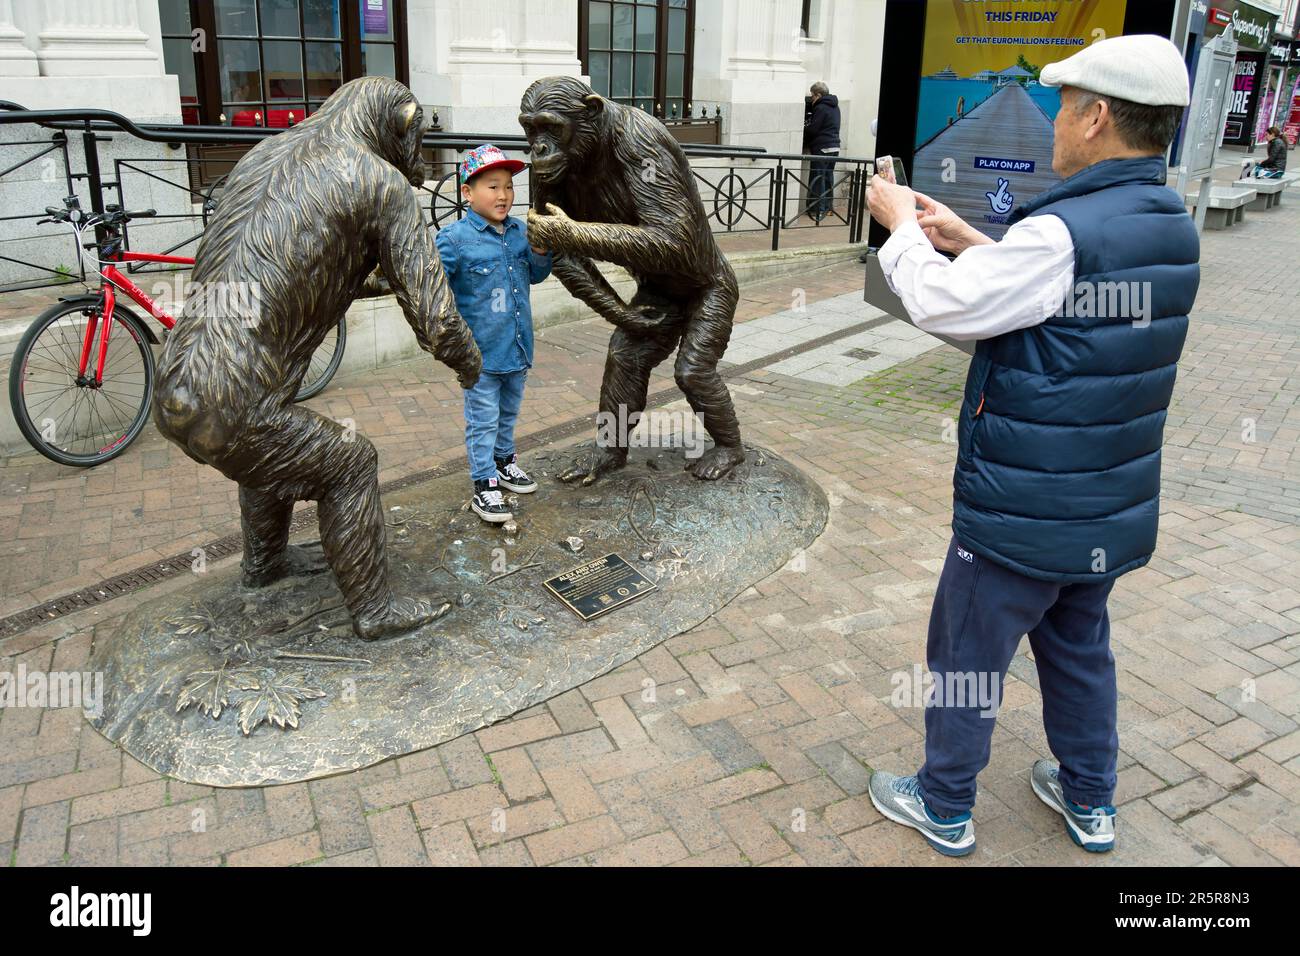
[[1031, 759, 1116, 853], [867, 771, 975, 857]]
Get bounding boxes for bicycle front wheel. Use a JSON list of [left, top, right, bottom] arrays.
[[7, 299, 155, 467], [294, 317, 347, 402]]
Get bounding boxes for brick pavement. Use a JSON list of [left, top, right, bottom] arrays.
[[1, 178, 1298, 866]]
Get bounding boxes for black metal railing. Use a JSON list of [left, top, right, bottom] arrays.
[[1, 102, 869, 293], [0, 125, 85, 286]]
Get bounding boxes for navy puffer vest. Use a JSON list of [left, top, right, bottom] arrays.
[[952, 156, 1199, 582]]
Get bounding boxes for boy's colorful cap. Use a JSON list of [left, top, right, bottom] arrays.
[[460, 144, 526, 184]]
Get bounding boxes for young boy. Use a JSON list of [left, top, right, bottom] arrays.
[[436, 144, 553, 524]]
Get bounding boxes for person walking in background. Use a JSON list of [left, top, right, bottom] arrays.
[[803, 81, 841, 222]]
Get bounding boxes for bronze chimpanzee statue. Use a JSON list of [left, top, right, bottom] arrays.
[[519, 76, 744, 484], [153, 77, 482, 640]]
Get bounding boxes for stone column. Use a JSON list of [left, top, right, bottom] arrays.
[[413, 0, 580, 133], [33, 0, 160, 76], [0, 0, 38, 76], [695, 0, 807, 152]]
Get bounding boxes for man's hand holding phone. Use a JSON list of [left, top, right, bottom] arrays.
[[914, 191, 994, 255], [867, 155, 920, 232], [868, 155, 995, 252]]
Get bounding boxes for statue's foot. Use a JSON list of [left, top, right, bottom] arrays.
[[685, 444, 745, 480], [557, 445, 628, 486], [353, 595, 451, 641], [241, 542, 331, 589]]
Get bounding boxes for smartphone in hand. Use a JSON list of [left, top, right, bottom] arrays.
[[875, 156, 924, 219], [875, 155, 908, 188]]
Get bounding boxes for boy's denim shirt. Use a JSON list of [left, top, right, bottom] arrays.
[[435, 208, 553, 374]]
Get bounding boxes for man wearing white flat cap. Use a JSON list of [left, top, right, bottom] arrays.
[[865, 35, 1200, 858]]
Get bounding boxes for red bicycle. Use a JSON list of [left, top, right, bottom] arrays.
[[8, 196, 345, 466]]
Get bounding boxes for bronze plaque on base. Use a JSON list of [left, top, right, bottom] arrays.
[[544, 552, 657, 620]]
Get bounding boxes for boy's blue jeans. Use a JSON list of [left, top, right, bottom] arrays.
[[463, 369, 527, 482], [916, 536, 1117, 818]]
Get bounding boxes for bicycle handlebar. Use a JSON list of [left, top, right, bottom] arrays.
[[39, 203, 156, 228], [104, 204, 155, 219]]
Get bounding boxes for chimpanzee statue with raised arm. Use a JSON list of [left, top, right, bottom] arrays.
[[519, 75, 744, 485]]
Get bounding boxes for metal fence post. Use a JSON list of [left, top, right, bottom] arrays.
[[845, 163, 859, 239], [80, 120, 108, 247], [854, 161, 870, 244], [771, 160, 784, 251]]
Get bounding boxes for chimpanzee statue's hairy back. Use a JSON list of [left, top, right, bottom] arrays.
[[519, 76, 745, 484], [153, 76, 482, 640]]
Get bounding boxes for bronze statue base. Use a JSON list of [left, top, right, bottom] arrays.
[[87, 441, 828, 787]]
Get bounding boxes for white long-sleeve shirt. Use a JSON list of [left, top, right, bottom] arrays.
[[878, 215, 1076, 342]]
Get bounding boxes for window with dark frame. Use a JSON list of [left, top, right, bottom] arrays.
[[800, 0, 822, 40], [159, 0, 409, 126], [160, 4, 202, 125], [357, 0, 401, 83], [579, 0, 693, 119]]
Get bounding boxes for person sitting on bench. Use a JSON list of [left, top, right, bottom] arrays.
[[1249, 126, 1287, 180]]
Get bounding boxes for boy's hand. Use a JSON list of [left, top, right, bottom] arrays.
[[530, 244, 549, 256]]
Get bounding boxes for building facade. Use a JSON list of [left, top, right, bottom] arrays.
[[1180, 0, 1299, 147], [0, 0, 886, 398], [1, 0, 886, 157]]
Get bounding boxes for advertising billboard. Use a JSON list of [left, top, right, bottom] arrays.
[[1224, 51, 1264, 142], [910, 0, 1129, 240]]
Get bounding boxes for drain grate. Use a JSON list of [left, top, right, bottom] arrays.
[[0, 312, 897, 640]]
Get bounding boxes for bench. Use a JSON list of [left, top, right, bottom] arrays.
[[1231, 171, 1296, 211], [1184, 185, 1256, 229]]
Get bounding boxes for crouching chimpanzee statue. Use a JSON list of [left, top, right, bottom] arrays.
[[153, 77, 482, 640], [519, 76, 744, 484]]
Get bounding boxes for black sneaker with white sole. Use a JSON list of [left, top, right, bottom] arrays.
[[495, 453, 537, 494], [472, 477, 512, 523]]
